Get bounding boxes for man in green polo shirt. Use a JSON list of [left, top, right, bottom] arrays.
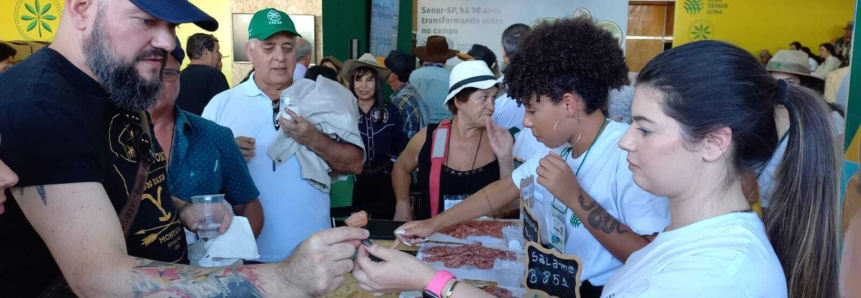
[[149, 37, 264, 237]]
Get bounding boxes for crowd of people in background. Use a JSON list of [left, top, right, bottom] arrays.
[[0, 1, 858, 297]]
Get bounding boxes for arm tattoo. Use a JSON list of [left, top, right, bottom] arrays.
[[37, 185, 47, 205], [578, 193, 629, 235], [131, 258, 266, 297]]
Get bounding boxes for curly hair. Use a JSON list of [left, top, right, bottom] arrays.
[[503, 18, 629, 113]]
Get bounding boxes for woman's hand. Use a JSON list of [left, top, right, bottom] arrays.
[[393, 219, 441, 246], [487, 117, 514, 161], [352, 241, 438, 295], [536, 151, 581, 201]]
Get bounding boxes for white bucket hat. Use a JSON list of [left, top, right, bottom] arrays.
[[443, 60, 500, 110]]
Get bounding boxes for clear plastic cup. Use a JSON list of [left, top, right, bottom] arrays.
[[191, 194, 225, 239], [493, 258, 526, 288], [502, 224, 524, 250]]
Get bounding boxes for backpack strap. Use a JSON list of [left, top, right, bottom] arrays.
[[429, 119, 452, 217]]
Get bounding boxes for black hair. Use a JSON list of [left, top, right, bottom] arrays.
[[305, 65, 338, 82], [503, 18, 629, 114], [384, 52, 416, 82], [637, 40, 839, 298], [446, 87, 479, 115], [467, 44, 497, 70], [789, 41, 802, 50], [501, 23, 531, 57], [0, 43, 16, 62], [186, 33, 218, 60], [349, 66, 386, 123], [820, 43, 840, 59], [800, 46, 822, 64]]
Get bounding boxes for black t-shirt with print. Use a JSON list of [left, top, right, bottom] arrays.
[[0, 48, 188, 297]]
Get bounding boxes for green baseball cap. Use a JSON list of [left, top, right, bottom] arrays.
[[248, 8, 302, 40]]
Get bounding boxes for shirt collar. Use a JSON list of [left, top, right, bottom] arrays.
[[392, 81, 411, 95], [423, 62, 445, 68], [173, 105, 194, 132], [243, 72, 266, 97]]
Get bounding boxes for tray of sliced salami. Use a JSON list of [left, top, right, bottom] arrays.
[[426, 219, 520, 249]]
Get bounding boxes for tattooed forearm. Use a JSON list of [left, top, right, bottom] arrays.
[[131, 258, 267, 298], [578, 193, 629, 235], [36, 185, 47, 205]]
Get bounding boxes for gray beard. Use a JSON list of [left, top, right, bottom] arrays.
[[83, 12, 165, 111]]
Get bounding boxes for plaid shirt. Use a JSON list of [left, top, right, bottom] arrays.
[[409, 65, 451, 124], [390, 82, 430, 139]]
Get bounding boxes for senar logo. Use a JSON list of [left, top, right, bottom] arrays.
[[684, 0, 704, 15], [14, 0, 61, 41]]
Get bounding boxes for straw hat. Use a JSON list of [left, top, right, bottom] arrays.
[[415, 36, 459, 63], [766, 50, 821, 80], [341, 53, 392, 82], [443, 61, 500, 110]]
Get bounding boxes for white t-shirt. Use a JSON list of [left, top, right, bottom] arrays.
[[601, 212, 786, 298], [513, 127, 543, 166], [203, 74, 331, 262], [511, 121, 670, 285], [493, 76, 525, 131], [757, 135, 787, 209]]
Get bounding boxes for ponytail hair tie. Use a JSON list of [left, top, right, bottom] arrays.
[[776, 79, 790, 106]]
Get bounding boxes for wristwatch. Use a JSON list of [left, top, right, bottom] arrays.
[[422, 270, 456, 298]]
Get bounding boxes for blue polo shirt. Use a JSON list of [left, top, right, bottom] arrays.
[[168, 106, 260, 205]]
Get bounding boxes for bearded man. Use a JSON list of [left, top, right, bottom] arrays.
[[0, 1, 368, 297]]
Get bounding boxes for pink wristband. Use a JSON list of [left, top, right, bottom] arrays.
[[425, 270, 456, 296]]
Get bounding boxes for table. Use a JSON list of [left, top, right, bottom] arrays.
[[324, 239, 420, 298]]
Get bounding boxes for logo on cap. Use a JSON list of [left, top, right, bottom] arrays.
[[268, 10, 282, 25]]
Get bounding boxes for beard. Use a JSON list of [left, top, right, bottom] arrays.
[[83, 11, 166, 111]]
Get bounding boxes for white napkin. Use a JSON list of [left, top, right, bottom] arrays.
[[189, 216, 259, 267]]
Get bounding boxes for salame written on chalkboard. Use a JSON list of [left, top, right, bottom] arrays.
[[525, 243, 582, 298]]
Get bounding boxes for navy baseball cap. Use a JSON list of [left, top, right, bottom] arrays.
[[128, 0, 219, 31], [170, 36, 185, 64]]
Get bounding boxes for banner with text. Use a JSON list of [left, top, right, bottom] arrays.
[[673, 0, 854, 57], [417, 0, 629, 67], [370, 0, 399, 57]]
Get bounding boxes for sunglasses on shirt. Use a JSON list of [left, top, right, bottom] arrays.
[[120, 111, 156, 164]]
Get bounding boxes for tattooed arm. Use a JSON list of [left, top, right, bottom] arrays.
[[13, 183, 367, 297], [537, 153, 655, 263], [562, 191, 655, 263]]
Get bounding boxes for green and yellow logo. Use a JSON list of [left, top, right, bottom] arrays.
[[689, 21, 715, 41], [684, 0, 704, 15], [15, 0, 61, 42]]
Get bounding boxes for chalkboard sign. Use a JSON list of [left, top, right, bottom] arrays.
[[525, 242, 583, 298], [522, 205, 541, 244]]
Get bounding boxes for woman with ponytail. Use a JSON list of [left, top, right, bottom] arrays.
[[602, 40, 840, 298]]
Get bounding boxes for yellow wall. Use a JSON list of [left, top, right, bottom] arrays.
[[178, 0, 233, 86], [674, 0, 855, 57]]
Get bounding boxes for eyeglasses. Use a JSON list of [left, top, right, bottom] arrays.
[[162, 69, 181, 82], [120, 110, 156, 164]]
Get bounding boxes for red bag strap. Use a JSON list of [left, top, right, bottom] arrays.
[[429, 119, 452, 217]]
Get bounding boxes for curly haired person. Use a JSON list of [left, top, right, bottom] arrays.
[[354, 18, 671, 298]]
